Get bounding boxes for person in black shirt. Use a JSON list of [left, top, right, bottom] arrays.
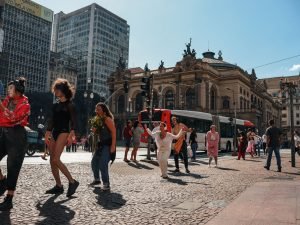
[[189, 128, 198, 161], [45, 79, 79, 197], [264, 119, 282, 172]]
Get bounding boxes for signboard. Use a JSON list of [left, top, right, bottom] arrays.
[[5, 0, 53, 22]]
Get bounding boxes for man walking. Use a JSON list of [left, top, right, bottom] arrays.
[[264, 119, 282, 172], [172, 117, 190, 173]]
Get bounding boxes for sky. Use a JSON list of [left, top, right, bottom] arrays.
[[36, 0, 300, 79]]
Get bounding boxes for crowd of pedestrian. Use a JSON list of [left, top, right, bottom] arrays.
[[0, 77, 291, 213]]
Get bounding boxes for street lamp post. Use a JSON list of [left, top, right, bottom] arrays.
[[280, 79, 297, 167], [84, 91, 94, 135], [227, 88, 237, 156]]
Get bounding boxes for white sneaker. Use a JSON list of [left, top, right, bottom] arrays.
[[102, 184, 110, 191]]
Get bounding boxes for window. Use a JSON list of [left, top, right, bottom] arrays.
[[297, 113, 300, 118], [210, 88, 216, 110], [165, 90, 174, 110], [135, 93, 143, 112], [222, 99, 230, 109], [297, 121, 300, 125], [282, 114, 287, 118], [296, 106, 300, 110], [186, 88, 196, 109], [152, 91, 159, 108], [116, 95, 125, 113]]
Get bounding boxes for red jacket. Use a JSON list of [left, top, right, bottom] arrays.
[[0, 95, 30, 127]]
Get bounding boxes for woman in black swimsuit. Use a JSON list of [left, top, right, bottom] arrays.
[[44, 78, 79, 197]]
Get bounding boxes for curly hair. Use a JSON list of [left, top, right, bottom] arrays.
[[52, 78, 75, 100]]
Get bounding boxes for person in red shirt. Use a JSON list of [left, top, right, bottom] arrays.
[[123, 120, 133, 162], [0, 77, 30, 211]]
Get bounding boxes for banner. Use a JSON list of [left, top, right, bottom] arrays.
[[5, 0, 53, 22]]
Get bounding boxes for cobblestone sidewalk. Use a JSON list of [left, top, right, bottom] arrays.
[[0, 153, 299, 225]]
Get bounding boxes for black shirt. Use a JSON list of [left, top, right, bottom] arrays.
[[47, 100, 77, 132], [189, 132, 197, 144], [266, 126, 282, 147]]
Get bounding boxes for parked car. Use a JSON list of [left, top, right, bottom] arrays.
[[25, 126, 45, 156]]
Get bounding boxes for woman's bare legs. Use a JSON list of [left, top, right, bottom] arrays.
[[130, 147, 137, 160], [49, 133, 75, 186]]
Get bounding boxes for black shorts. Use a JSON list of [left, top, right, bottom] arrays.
[[124, 138, 131, 148]]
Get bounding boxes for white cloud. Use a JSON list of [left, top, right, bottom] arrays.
[[289, 64, 300, 72]]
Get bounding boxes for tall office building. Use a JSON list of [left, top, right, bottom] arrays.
[[51, 3, 130, 96], [0, 0, 53, 93]]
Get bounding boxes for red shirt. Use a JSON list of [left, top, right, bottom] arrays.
[[0, 95, 30, 127], [123, 126, 133, 139]]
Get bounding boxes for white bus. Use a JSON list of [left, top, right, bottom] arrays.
[[139, 109, 254, 151]]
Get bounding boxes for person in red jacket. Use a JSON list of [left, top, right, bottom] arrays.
[[0, 77, 30, 211]]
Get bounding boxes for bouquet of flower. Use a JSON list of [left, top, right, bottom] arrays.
[[89, 115, 105, 132]]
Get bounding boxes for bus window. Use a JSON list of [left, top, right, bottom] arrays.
[[220, 122, 233, 138]]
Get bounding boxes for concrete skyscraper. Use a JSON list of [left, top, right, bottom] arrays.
[[51, 3, 130, 97]]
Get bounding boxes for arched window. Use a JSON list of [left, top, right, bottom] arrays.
[[240, 97, 243, 109], [135, 93, 143, 112], [223, 99, 230, 109], [186, 88, 196, 109], [165, 90, 174, 109], [117, 95, 125, 113], [210, 88, 216, 110]]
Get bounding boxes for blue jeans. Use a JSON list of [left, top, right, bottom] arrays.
[[191, 143, 198, 159], [265, 146, 281, 168], [91, 145, 111, 185]]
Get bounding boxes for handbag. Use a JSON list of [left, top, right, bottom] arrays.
[[187, 145, 193, 158]]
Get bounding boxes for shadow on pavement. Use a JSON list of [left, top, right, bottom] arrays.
[[166, 177, 188, 186], [245, 159, 261, 162], [127, 162, 154, 170], [216, 167, 240, 171], [93, 187, 126, 210], [284, 172, 300, 176], [36, 195, 75, 225], [194, 160, 209, 165], [168, 171, 207, 180], [0, 211, 11, 225], [139, 160, 160, 167]]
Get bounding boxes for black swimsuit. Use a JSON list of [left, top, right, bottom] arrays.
[[46, 100, 77, 141]]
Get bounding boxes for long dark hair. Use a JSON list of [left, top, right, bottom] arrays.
[[52, 78, 75, 100], [133, 120, 139, 129], [96, 102, 114, 120]]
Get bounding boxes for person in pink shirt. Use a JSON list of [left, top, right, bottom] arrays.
[[206, 125, 220, 167]]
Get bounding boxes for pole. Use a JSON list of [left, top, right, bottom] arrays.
[[290, 91, 296, 167], [147, 73, 154, 160], [233, 101, 237, 155]]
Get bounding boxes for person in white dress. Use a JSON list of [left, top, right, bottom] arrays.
[[145, 122, 182, 179]]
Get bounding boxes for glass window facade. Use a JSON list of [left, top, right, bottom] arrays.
[[53, 4, 130, 97], [1, 3, 52, 92]]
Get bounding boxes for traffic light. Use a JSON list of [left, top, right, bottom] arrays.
[[123, 81, 129, 93], [141, 77, 151, 99]]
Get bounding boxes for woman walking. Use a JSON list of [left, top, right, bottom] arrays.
[[206, 125, 220, 167], [131, 121, 144, 162], [90, 103, 116, 190], [246, 129, 255, 157], [189, 128, 198, 161], [0, 77, 30, 211], [45, 78, 79, 197], [145, 123, 182, 178], [237, 131, 248, 160]]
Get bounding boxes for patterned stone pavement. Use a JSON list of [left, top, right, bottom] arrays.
[[0, 152, 299, 225]]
